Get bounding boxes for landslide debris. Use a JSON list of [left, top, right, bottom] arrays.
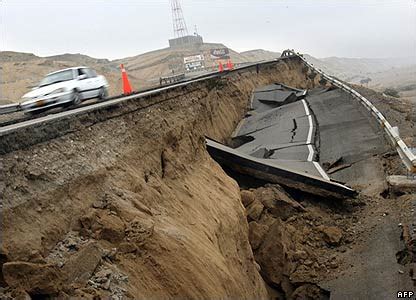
[[241, 184, 364, 299]]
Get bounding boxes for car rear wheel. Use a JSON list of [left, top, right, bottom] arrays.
[[71, 90, 81, 105], [98, 87, 108, 101]]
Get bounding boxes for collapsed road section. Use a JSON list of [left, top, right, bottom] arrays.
[[207, 82, 389, 199], [0, 55, 328, 299]]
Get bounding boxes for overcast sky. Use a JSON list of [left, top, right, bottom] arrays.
[[1, 0, 415, 60]]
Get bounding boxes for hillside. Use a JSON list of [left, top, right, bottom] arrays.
[[0, 45, 282, 105], [1, 46, 415, 104], [240, 49, 281, 62], [303, 54, 416, 100]]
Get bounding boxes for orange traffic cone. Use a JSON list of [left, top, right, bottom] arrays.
[[227, 59, 234, 70], [218, 61, 224, 72], [120, 64, 132, 95]]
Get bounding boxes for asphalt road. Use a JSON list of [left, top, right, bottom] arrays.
[[230, 84, 391, 190], [234, 85, 326, 179], [321, 213, 414, 300], [306, 88, 389, 185]]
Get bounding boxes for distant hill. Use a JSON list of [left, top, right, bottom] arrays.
[[1, 46, 415, 104], [240, 49, 281, 62], [303, 54, 416, 101], [0, 51, 38, 63], [304, 55, 414, 78], [46, 53, 110, 65], [0, 44, 282, 104]]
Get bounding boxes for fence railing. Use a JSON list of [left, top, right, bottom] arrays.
[[0, 103, 21, 115]]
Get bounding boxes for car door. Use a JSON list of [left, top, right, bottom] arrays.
[[76, 68, 93, 99], [77, 68, 100, 99], [83, 68, 102, 98]]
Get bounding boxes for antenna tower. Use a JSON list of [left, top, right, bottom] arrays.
[[170, 0, 189, 38]]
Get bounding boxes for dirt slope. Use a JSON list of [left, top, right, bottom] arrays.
[[0, 58, 321, 298]]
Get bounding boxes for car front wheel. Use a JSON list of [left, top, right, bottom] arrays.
[[98, 87, 108, 101], [71, 90, 81, 105]]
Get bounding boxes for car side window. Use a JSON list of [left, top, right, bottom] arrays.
[[81, 68, 97, 78], [78, 68, 88, 78]]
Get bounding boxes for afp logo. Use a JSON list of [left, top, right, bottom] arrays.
[[397, 291, 414, 298]]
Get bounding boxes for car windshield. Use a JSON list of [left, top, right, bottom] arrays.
[[39, 69, 74, 87]]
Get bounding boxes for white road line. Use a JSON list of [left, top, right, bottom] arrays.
[[301, 99, 310, 115], [302, 99, 314, 162], [307, 144, 314, 162], [307, 115, 313, 144], [302, 99, 329, 180], [313, 162, 330, 181]]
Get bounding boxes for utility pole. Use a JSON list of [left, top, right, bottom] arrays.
[[170, 0, 189, 38]]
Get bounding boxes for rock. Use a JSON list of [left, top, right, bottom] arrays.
[[11, 288, 32, 300], [329, 261, 338, 269], [103, 278, 111, 290], [304, 259, 313, 267], [291, 284, 330, 300], [79, 210, 97, 231], [95, 213, 125, 243], [125, 217, 154, 246], [94, 268, 113, 284], [292, 250, 308, 261], [246, 199, 264, 221], [387, 175, 416, 194], [92, 200, 107, 209], [118, 242, 138, 254], [241, 190, 255, 207], [252, 185, 304, 220], [3, 262, 62, 295], [248, 221, 270, 250], [319, 226, 343, 246], [28, 250, 46, 264], [102, 248, 117, 261], [255, 219, 294, 287], [61, 242, 102, 285], [64, 237, 79, 251]]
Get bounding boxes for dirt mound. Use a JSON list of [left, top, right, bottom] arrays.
[[0, 58, 320, 298]]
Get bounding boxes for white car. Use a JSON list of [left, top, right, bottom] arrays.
[[20, 66, 109, 112]]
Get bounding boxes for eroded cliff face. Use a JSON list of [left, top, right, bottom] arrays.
[[0, 58, 321, 298]]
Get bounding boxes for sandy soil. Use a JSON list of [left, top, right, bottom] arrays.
[[0, 58, 321, 299]]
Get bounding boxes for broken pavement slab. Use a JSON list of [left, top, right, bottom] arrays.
[[387, 175, 416, 194], [206, 138, 356, 199]]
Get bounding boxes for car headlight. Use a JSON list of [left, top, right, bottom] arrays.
[[47, 88, 66, 95]]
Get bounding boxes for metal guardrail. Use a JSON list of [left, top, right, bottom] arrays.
[[159, 73, 186, 85], [281, 50, 416, 174], [0, 103, 21, 115]]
